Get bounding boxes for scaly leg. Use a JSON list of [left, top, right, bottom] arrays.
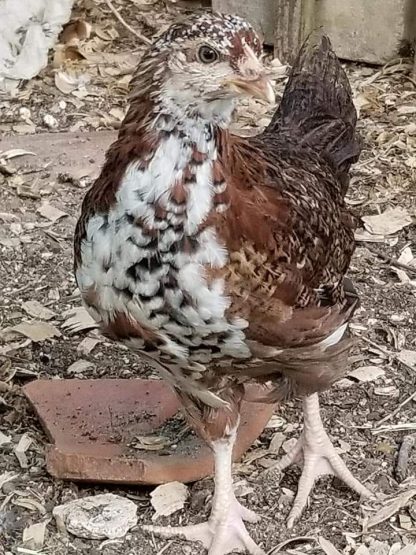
[[143, 426, 265, 555], [268, 393, 373, 528]]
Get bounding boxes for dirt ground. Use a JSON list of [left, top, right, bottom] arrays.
[[1, 1, 416, 554]]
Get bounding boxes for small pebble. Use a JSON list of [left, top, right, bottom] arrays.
[[43, 114, 59, 128], [19, 107, 31, 120]]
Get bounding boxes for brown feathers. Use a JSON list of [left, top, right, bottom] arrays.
[[74, 23, 361, 439]]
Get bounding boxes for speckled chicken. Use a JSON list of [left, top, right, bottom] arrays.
[[74, 12, 372, 554]]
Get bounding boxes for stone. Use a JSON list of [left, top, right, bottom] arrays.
[[53, 493, 137, 539], [23, 379, 275, 485], [212, 0, 416, 64]]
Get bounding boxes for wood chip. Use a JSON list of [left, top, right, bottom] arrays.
[[22, 521, 48, 549], [349, 365, 385, 382], [269, 432, 286, 454], [150, 482, 188, 520], [318, 537, 343, 555], [14, 433, 32, 468], [0, 430, 11, 446]]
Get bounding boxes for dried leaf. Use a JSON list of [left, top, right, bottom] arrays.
[[54, 70, 89, 94], [397, 350, 416, 369], [318, 536, 343, 555], [53, 44, 86, 67], [22, 300, 55, 321], [11, 322, 61, 342], [362, 207, 413, 236], [396, 547, 416, 555], [366, 488, 416, 529], [265, 415, 286, 429], [77, 337, 100, 355], [12, 124, 36, 134], [150, 482, 188, 520], [0, 149, 36, 159], [60, 19, 92, 46], [282, 438, 297, 454], [66, 359, 95, 375], [109, 107, 125, 121], [37, 201, 67, 223], [13, 497, 47, 514], [397, 105, 416, 114], [374, 385, 399, 397], [349, 365, 385, 382], [269, 432, 286, 454], [62, 307, 98, 334], [398, 247, 415, 266], [131, 435, 169, 451], [0, 471, 18, 489], [405, 156, 416, 169], [355, 228, 399, 245], [14, 433, 32, 468]]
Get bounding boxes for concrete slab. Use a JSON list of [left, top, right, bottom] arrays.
[[212, 0, 416, 64], [24, 379, 275, 485]]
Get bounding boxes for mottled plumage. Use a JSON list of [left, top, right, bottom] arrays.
[[74, 13, 371, 554]]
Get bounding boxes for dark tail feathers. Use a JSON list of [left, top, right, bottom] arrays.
[[267, 34, 360, 192]]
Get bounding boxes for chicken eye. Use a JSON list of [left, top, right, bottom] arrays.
[[198, 45, 219, 64]]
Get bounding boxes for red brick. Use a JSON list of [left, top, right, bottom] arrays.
[[23, 379, 274, 485]]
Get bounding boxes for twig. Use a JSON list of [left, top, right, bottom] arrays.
[[105, 0, 152, 45], [357, 335, 391, 356], [374, 251, 416, 275], [268, 536, 315, 554], [373, 423, 416, 435], [357, 335, 415, 374], [155, 541, 174, 555], [376, 389, 416, 426], [396, 433, 416, 482]]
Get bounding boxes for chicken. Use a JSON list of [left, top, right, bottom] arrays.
[[74, 12, 372, 555]]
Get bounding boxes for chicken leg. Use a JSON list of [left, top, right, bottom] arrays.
[[269, 393, 373, 528], [143, 426, 265, 555]]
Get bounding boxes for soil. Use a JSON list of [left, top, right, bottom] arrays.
[[0, 1, 416, 554]]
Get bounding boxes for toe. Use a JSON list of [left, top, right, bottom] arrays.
[[142, 523, 211, 549], [237, 504, 261, 524]]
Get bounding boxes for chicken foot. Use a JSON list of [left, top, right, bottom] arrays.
[[268, 393, 373, 528], [143, 427, 265, 555]]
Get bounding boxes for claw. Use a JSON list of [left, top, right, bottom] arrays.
[[267, 393, 374, 527], [143, 425, 264, 554], [143, 500, 265, 554]]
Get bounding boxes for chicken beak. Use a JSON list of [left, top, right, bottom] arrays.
[[226, 75, 275, 103]]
